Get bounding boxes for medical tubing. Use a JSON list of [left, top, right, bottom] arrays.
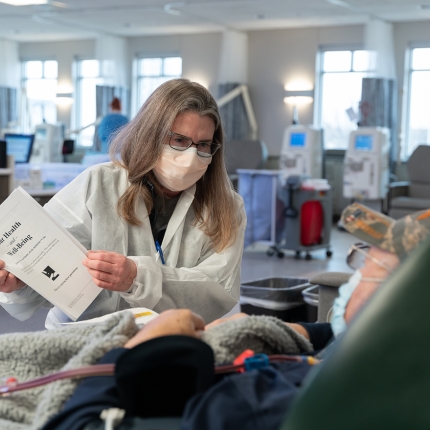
[[0, 364, 115, 395], [0, 354, 320, 395], [215, 354, 320, 374]]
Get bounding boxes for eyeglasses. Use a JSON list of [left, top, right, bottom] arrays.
[[168, 132, 221, 158], [346, 242, 395, 273]]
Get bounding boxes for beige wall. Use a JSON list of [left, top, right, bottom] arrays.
[[17, 21, 430, 157], [248, 25, 364, 154], [128, 26, 366, 154], [128, 33, 222, 97]]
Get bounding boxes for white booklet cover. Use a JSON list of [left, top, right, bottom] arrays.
[[0, 187, 102, 320], [59, 308, 159, 327]]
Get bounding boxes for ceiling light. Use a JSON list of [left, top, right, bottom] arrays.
[[419, 4, 430, 9], [0, 0, 48, 5], [325, 0, 350, 7], [254, 14, 267, 20], [164, 2, 185, 16]]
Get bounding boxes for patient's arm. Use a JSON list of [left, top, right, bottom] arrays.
[[124, 309, 205, 348], [287, 323, 310, 340], [206, 313, 311, 340]]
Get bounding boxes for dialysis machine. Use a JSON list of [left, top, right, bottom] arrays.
[[343, 127, 390, 200], [279, 125, 323, 182], [29, 123, 64, 164], [275, 124, 332, 260]]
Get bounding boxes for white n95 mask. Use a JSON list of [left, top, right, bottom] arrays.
[[330, 268, 387, 338], [153, 146, 211, 192], [330, 269, 362, 338]]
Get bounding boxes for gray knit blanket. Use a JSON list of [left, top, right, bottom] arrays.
[[202, 315, 313, 364], [0, 313, 312, 429], [0, 312, 138, 430]]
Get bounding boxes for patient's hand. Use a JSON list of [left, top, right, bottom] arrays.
[[0, 260, 25, 294], [124, 309, 206, 348]]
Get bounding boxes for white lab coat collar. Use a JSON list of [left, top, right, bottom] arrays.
[[161, 183, 196, 252]]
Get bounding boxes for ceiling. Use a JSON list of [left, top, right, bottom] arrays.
[[1, 0, 430, 43]]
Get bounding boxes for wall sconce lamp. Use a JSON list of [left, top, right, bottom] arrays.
[[283, 89, 314, 125], [55, 92, 73, 106]]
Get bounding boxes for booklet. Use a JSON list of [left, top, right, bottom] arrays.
[[0, 187, 102, 320], [59, 307, 159, 327]]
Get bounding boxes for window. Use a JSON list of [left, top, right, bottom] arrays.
[[316, 49, 372, 149], [404, 47, 430, 159], [22, 60, 58, 129], [136, 57, 182, 109], [75, 59, 100, 147]]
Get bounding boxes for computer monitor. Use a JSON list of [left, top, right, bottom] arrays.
[[355, 135, 373, 151], [4, 134, 35, 163], [290, 132, 306, 147]]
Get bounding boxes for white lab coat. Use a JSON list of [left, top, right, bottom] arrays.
[[0, 162, 246, 327]]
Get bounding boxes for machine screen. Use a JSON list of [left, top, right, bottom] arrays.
[[355, 135, 373, 151], [290, 133, 306, 147], [4, 134, 35, 163], [35, 127, 47, 138]]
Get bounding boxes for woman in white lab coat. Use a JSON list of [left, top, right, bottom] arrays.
[[0, 79, 246, 328]]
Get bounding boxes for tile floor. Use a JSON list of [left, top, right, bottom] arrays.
[[0, 224, 357, 334]]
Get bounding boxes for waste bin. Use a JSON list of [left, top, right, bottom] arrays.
[[240, 277, 311, 322], [301, 285, 319, 323]]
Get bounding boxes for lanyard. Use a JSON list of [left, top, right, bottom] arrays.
[[155, 240, 165, 265], [146, 179, 166, 264]]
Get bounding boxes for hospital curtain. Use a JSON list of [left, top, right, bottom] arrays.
[[218, 83, 250, 141], [0, 40, 19, 133], [361, 21, 398, 169], [360, 78, 397, 170], [217, 30, 250, 141], [0, 87, 17, 131]]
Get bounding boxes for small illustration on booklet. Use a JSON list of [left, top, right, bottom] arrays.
[[42, 266, 60, 281]]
